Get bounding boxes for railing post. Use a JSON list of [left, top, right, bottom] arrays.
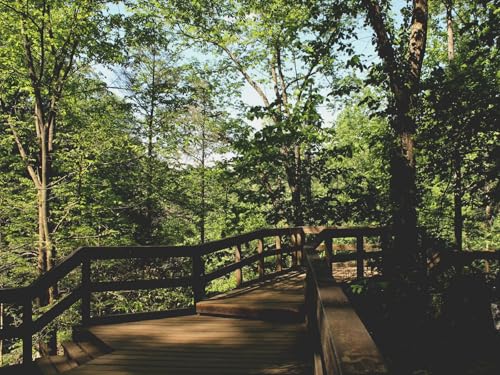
[[296, 231, 304, 265], [291, 233, 298, 267], [356, 235, 364, 279], [257, 239, 264, 279], [234, 244, 242, 288], [275, 236, 282, 272], [325, 237, 333, 276], [192, 252, 205, 303], [22, 296, 32, 365], [81, 256, 91, 326]]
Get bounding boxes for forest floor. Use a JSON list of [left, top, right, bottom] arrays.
[[343, 274, 500, 375]]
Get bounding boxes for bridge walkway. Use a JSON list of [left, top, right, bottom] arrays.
[[63, 271, 311, 375]]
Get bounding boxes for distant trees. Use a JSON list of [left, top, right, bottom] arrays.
[[159, 0, 358, 226], [418, 0, 499, 250]]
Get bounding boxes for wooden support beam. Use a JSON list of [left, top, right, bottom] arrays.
[[291, 233, 298, 266]]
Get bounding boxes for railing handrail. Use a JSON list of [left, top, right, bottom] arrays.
[[2, 225, 383, 300], [0, 227, 304, 299], [304, 238, 389, 375]]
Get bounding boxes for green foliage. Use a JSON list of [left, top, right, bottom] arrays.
[[418, 0, 499, 249]]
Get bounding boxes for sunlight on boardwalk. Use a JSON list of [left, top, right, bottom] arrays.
[[65, 271, 312, 374], [65, 315, 311, 375]]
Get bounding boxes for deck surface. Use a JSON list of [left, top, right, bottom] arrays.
[[65, 271, 311, 374], [197, 270, 306, 321]]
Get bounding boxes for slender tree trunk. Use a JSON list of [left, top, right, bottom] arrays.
[[200, 120, 206, 244], [390, 125, 418, 270], [447, 2, 455, 62], [303, 150, 312, 221], [292, 144, 303, 226], [446, 1, 463, 251], [0, 303, 3, 366], [145, 53, 157, 244], [37, 120, 58, 356]]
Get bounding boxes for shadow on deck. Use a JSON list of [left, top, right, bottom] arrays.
[[65, 271, 312, 375]]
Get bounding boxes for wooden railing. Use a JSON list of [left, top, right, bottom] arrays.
[[305, 226, 390, 280], [0, 227, 304, 365], [304, 233, 389, 375], [4, 224, 493, 368]]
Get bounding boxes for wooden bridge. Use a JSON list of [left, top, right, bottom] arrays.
[[1, 226, 496, 374]]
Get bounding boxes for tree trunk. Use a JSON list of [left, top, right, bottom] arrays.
[[37, 121, 58, 356], [363, 0, 428, 275], [291, 144, 303, 226], [200, 120, 206, 244], [390, 128, 418, 271], [447, 0, 463, 251], [145, 53, 157, 245], [453, 152, 463, 251], [1, 303, 3, 366]]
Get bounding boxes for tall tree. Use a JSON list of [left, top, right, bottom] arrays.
[[0, 0, 120, 301], [120, 10, 188, 244], [362, 0, 428, 272], [444, 0, 464, 251]]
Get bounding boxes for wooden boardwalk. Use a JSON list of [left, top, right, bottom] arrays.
[[63, 271, 311, 375]]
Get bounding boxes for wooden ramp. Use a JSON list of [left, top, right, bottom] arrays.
[[197, 270, 306, 322], [62, 271, 311, 375]]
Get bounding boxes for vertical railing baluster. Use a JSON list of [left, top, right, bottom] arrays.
[[356, 235, 364, 279], [234, 244, 242, 287], [81, 255, 91, 326], [296, 231, 304, 265], [257, 238, 264, 279], [193, 251, 205, 303], [275, 236, 282, 272], [291, 233, 298, 267], [325, 237, 333, 276], [22, 296, 32, 365]]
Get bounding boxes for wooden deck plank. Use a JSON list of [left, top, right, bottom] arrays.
[[64, 271, 311, 375]]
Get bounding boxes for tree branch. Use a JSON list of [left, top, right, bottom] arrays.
[[7, 120, 41, 188], [362, 0, 404, 98]]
